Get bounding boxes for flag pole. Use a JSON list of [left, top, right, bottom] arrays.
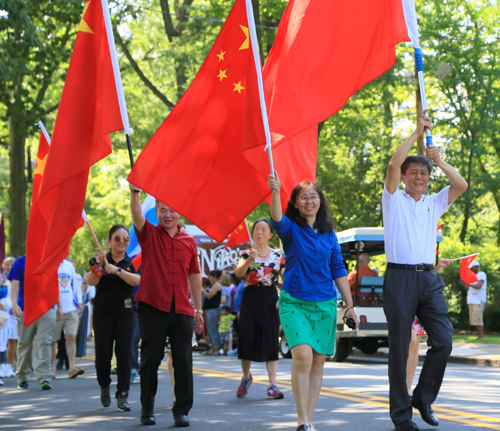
[[403, 0, 433, 157], [245, 0, 276, 192], [82, 210, 109, 265], [244, 219, 254, 248], [101, 0, 134, 168]]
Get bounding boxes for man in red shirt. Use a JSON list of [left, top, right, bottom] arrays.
[[129, 183, 203, 428], [347, 253, 379, 305]]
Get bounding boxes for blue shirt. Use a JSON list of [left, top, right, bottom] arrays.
[[270, 214, 347, 302], [233, 280, 245, 312], [8, 255, 25, 311]]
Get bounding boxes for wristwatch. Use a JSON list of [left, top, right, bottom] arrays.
[[194, 309, 203, 314], [117, 268, 122, 275]]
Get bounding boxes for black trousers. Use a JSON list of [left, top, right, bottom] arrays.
[[383, 268, 453, 425], [93, 311, 136, 396], [138, 301, 194, 418]]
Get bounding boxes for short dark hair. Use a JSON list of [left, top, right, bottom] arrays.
[[109, 225, 129, 239], [221, 305, 231, 313], [251, 218, 274, 236], [209, 269, 222, 279], [285, 181, 335, 234], [401, 156, 432, 176]]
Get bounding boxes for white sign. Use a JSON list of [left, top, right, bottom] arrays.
[[197, 245, 244, 278]]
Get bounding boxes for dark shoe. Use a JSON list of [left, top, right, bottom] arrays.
[[412, 399, 439, 426], [296, 425, 309, 431], [395, 419, 419, 431], [101, 386, 111, 407], [56, 358, 64, 370], [174, 415, 189, 427], [117, 391, 131, 411], [141, 415, 156, 425]]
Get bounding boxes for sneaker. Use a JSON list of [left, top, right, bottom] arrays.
[[228, 348, 238, 356], [117, 390, 131, 411], [309, 424, 317, 431], [5, 367, 16, 378], [130, 368, 137, 384], [40, 380, 52, 390], [0, 365, 6, 378], [267, 384, 284, 399], [18, 381, 29, 389], [68, 368, 85, 378], [236, 374, 253, 398]]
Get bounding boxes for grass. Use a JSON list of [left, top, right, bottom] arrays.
[[452, 334, 500, 344]]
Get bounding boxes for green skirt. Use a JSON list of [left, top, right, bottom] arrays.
[[279, 290, 337, 355]]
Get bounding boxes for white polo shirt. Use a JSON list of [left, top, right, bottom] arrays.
[[382, 184, 451, 264], [467, 271, 487, 305]]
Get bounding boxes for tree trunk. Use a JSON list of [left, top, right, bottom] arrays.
[[8, 115, 28, 257]]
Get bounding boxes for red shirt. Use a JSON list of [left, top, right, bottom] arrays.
[[347, 265, 379, 295], [135, 221, 200, 316]]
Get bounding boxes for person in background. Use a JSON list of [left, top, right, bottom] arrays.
[[218, 305, 235, 356], [86, 225, 141, 412], [51, 258, 84, 379], [0, 274, 12, 385], [2, 257, 16, 378], [406, 259, 453, 396], [220, 273, 232, 307], [347, 253, 378, 304], [9, 255, 62, 390], [235, 219, 286, 400], [460, 260, 487, 339], [269, 174, 359, 431], [202, 270, 222, 356]]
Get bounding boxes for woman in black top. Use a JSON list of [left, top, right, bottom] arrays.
[[87, 225, 141, 412]]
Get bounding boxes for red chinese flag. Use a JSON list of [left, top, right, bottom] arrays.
[[26, 0, 125, 324], [255, 0, 411, 150], [128, 0, 269, 242], [460, 254, 479, 284], [224, 220, 251, 248], [24, 128, 60, 325]]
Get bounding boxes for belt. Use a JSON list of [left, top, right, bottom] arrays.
[[387, 263, 434, 272]]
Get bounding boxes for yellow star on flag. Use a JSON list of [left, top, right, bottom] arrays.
[[34, 155, 47, 176], [233, 81, 245, 94], [79, 1, 94, 34], [239, 25, 249, 50], [217, 50, 226, 62], [217, 69, 228, 81]]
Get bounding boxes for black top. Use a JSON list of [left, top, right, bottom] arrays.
[[202, 285, 221, 310], [93, 252, 140, 320]]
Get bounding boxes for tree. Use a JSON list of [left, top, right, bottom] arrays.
[[0, 0, 82, 256]]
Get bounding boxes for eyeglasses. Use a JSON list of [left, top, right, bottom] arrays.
[[297, 195, 320, 202], [113, 236, 130, 243]]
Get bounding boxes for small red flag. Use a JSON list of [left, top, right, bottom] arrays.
[[26, 0, 127, 324], [128, 0, 269, 242], [132, 252, 142, 271], [224, 220, 251, 248], [460, 254, 479, 284], [436, 223, 444, 255]]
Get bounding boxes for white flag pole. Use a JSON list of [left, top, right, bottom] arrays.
[[101, 0, 134, 167], [245, 0, 276, 193]]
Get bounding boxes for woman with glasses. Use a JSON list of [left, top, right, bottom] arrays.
[[86, 225, 141, 412], [268, 173, 359, 431]]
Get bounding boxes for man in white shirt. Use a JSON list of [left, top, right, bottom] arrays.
[[382, 111, 468, 431], [460, 260, 487, 339], [52, 259, 84, 379]]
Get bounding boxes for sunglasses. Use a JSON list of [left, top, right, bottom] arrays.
[[113, 236, 130, 243]]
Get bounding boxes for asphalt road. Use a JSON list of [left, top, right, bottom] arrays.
[[1, 351, 499, 431]]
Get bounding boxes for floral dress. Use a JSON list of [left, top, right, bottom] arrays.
[[237, 248, 285, 362]]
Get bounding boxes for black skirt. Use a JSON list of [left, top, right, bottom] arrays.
[[238, 285, 279, 362]]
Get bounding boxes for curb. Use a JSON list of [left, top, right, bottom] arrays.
[[350, 351, 500, 367]]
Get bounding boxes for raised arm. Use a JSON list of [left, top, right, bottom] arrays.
[[386, 110, 432, 194], [129, 182, 146, 232], [268, 171, 282, 222], [426, 146, 468, 204]]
